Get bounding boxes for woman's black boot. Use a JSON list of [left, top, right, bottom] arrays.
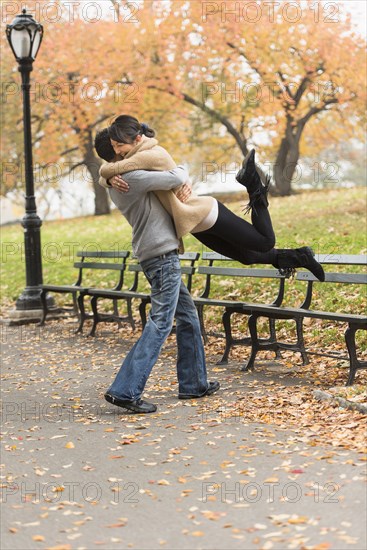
[[236, 149, 261, 194], [236, 149, 270, 214], [274, 247, 325, 281]]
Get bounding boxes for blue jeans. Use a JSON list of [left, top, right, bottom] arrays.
[[106, 250, 209, 400]]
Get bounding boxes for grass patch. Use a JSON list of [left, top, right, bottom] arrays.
[[1, 188, 366, 322]]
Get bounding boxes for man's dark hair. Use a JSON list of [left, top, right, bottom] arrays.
[[94, 128, 116, 162]]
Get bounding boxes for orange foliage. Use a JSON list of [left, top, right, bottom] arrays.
[[1, 0, 365, 196]]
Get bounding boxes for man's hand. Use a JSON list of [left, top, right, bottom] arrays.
[[175, 182, 192, 203], [108, 175, 129, 193]]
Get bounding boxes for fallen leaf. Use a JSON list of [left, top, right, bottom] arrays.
[[288, 515, 309, 524]]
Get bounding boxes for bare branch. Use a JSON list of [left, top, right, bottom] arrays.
[[226, 41, 265, 82], [60, 146, 79, 157], [293, 75, 311, 106], [277, 71, 294, 101], [64, 161, 85, 173], [148, 84, 249, 156], [89, 114, 114, 130], [296, 98, 339, 140]]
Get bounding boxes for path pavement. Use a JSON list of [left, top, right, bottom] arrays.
[[1, 321, 366, 550]]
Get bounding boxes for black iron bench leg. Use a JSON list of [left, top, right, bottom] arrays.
[[345, 323, 367, 386], [126, 298, 136, 330], [39, 289, 48, 326], [269, 318, 281, 360], [89, 296, 99, 337], [197, 305, 208, 344], [72, 292, 79, 316], [242, 314, 259, 372], [218, 309, 233, 365], [76, 293, 86, 333], [139, 300, 148, 328], [295, 317, 309, 365], [113, 299, 122, 330]]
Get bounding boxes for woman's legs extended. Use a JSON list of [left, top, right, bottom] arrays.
[[193, 229, 278, 265], [193, 148, 276, 261], [192, 148, 324, 280], [193, 204, 324, 280], [193, 201, 277, 264]]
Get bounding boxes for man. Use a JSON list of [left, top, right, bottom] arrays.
[[95, 129, 219, 414]]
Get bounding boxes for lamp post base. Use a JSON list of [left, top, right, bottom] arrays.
[[2, 308, 44, 325], [3, 289, 59, 325], [15, 287, 54, 310], [1, 307, 65, 326]]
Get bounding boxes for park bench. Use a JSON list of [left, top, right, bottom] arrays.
[[194, 252, 289, 346], [39, 250, 130, 327], [241, 254, 367, 386], [81, 252, 200, 336], [77, 262, 150, 336], [193, 253, 366, 385]]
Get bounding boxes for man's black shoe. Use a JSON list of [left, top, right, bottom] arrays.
[[178, 381, 220, 400], [104, 393, 157, 413]]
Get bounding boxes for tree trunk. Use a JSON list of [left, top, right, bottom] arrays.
[[84, 136, 111, 216], [273, 130, 300, 196]]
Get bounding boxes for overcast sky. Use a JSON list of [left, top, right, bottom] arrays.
[[344, 0, 367, 34]]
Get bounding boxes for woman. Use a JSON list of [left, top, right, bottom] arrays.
[[95, 115, 324, 281]]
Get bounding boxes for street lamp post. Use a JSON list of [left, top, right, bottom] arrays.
[[6, 9, 53, 312]]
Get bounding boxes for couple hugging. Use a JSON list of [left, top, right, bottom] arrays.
[[95, 115, 324, 280], [93, 114, 324, 415]]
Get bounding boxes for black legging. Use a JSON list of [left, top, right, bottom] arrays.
[[192, 200, 278, 265]]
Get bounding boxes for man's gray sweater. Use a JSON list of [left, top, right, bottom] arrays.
[[109, 166, 188, 262]]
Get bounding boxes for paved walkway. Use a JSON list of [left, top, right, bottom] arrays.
[[1, 321, 366, 550]]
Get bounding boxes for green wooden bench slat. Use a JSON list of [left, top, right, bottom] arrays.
[[76, 251, 130, 258], [128, 264, 142, 272], [243, 303, 367, 323], [179, 252, 200, 261], [202, 252, 230, 261], [296, 272, 367, 284], [180, 266, 196, 275], [194, 297, 245, 307], [40, 284, 84, 292], [201, 251, 367, 266], [198, 266, 285, 278], [316, 254, 367, 265], [73, 262, 127, 270], [128, 264, 195, 275], [198, 267, 366, 284], [85, 288, 149, 298]]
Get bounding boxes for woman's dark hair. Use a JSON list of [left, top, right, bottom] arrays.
[[94, 128, 116, 162], [108, 115, 155, 144]]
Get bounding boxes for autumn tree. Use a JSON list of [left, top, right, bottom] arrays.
[[1, 0, 365, 212], [1, 1, 145, 215], [119, 0, 366, 195]]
